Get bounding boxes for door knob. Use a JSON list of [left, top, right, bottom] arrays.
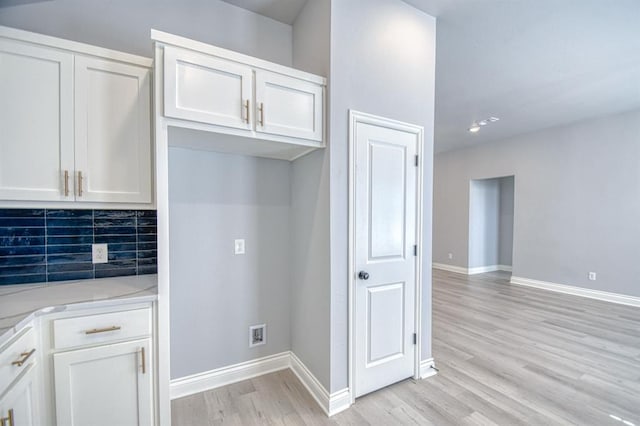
[[358, 271, 370, 280]]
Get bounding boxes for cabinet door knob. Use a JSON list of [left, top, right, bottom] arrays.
[[358, 271, 370, 280], [244, 99, 250, 124]]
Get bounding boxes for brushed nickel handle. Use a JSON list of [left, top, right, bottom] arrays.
[[64, 170, 69, 196], [0, 409, 14, 426], [258, 102, 264, 126], [77, 170, 83, 197], [244, 99, 250, 123], [85, 326, 121, 335], [141, 346, 146, 374], [11, 348, 36, 367]]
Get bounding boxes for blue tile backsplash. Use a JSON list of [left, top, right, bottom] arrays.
[[0, 209, 157, 285]]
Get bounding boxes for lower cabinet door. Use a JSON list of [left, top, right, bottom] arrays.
[[0, 364, 39, 426], [53, 339, 153, 426]]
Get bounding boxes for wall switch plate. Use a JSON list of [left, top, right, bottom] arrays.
[[588, 272, 597, 281], [448, 253, 453, 260], [249, 324, 266, 347], [234, 239, 245, 255], [92, 244, 108, 264]]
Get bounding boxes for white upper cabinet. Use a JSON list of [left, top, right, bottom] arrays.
[[255, 70, 323, 142], [0, 39, 74, 202], [164, 47, 253, 131], [0, 26, 153, 206], [154, 30, 326, 161], [74, 56, 152, 203]]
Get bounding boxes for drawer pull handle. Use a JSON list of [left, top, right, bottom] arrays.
[[85, 326, 121, 335], [11, 349, 36, 367], [0, 408, 14, 426]]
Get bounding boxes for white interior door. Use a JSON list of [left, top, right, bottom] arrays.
[[353, 116, 419, 398], [0, 39, 74, 201]]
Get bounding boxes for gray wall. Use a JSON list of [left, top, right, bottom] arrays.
[[499, 176, 515, 266], [434, 109, 640, 297], [468, 178, 500, 268], [0, 0, 292, 64], [290, 0, 332, 390], [329, 0, 436, 392], [168, 147, 291, 379]]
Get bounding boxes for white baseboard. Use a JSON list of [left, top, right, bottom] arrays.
[[289, 352, 351, 416], [510, 276, 640, 308], [170, 352, 290, 400], [170, 351, 353, 416], [419, 358, 438, 379], [434, 263, 512, 275], [433, 262, 468, 274]]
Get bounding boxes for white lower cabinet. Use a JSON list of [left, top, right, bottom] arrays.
[[53, 338, 153, 426], [0, 364, 39, 426]]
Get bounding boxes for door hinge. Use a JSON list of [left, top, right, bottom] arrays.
[[413, 333, 417, 345], [415, 155, 419, 167], [413, 245, 418, 256]]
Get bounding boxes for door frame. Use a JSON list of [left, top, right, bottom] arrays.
[[347, 110, 425, 402]]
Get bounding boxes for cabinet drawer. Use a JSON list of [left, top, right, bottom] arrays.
[[53, 308, 151, 350], [0, 327, 37, 394]]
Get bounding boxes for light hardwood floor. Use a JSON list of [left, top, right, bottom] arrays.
[[172, 270, 640, 425]]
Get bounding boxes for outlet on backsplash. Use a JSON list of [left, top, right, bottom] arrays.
[[92, 244, 108, 264]]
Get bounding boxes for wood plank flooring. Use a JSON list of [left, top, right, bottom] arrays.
[[172, 270, 640, 425]]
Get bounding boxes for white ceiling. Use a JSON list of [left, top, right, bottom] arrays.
[[224, 0, 640, 152], [405, 0, 640, 152], [221, 0, 308, 25]]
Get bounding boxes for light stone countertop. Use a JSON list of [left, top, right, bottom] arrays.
[[0, 274, 157, 346]]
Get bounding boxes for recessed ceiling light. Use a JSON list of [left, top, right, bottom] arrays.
[[468, 116, 500, 133]]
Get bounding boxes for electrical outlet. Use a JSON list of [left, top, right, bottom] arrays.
[[448, 253, 453, 260], [249, 324, 266, 347], [92, 244, 108, 264], [234, 239, 245, 255], [588, 272, 597, 281]]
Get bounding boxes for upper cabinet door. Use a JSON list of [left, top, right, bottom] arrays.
[[164, 47, 253, 130], [255, 70, 323, 142], [74, 56, 152, 203], [0, 40, 74, 201]]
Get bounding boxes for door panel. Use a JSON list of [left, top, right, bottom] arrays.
[[0, 363, 38, 426], [354, 120, 418, 398], [0, 40, 73, 201], [255, 70, 323, 142], [367, 282, 405, 365], [74, 56, 152, 203], [369, 141, 407, 260], [54, 338, 153, 426], [164, 47, 252, 130]]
